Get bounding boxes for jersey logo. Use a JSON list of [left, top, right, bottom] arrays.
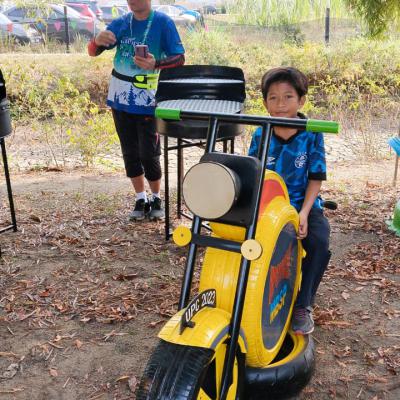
[[267, 157, 275, 165], [295, 153, 307, 168]]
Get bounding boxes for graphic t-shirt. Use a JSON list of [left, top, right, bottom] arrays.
[[105, 11, 184, 115], [249, 127, 327, 211]]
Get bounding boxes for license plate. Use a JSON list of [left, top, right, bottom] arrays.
[[180, 289, 216, 334]]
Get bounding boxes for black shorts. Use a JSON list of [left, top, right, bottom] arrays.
[[112, 109, 162, 180]]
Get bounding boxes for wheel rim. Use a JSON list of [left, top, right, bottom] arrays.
[[197, 342, 239, 400]]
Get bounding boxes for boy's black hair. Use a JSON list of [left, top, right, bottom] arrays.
[[261, 67, 308, 99]]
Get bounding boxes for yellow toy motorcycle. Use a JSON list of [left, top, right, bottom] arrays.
[[137, 108, 338, 400]]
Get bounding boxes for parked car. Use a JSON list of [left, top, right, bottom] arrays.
[[65, 0, 103, 21], [3, 4, 102, 42], [100, 5, 128, 25], [152, 5, 197, 29], [66, 3, 96, 21], [0, 12, 43, 44], [203, 5, 217, 15], [173, 4, 204, 25]]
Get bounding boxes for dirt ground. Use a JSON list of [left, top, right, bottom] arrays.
[[0, 158, 399, 400]]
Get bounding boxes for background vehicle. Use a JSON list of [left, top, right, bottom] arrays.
[[203, 4, 217, 14], [66, 2, 96, 21], [65, 0, 103, 21], [0, 12, 43, 44], [100, 5, 128, 25], [3, 4, 102, 42], [173, 4, 202, 22], [153, 5, 197, 29]]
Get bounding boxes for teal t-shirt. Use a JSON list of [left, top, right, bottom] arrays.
[[105, 11, 184, 115]]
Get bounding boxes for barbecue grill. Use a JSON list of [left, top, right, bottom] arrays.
[[155, 65, 246, 239]]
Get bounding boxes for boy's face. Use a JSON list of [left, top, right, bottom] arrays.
[[264, 82, 305, 118]]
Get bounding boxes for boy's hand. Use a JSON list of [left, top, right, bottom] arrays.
[[297, 210, 309, 239], [134, 53, 156, 70], [94, 30, 117, 47]]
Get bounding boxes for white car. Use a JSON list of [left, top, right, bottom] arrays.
[[153, 5, 197, 28]]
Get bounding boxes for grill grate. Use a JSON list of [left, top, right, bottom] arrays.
[[157, 99, 243, 114]]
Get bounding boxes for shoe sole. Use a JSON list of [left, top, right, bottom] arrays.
[[129, 214, 148, 221], [149, 215, 165, 221], [293, 326, 314, 335]]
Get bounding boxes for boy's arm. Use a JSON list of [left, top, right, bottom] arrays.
[[298, 180, 322, 239]]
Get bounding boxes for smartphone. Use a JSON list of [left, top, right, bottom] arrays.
[[135, 44, 148, 58]]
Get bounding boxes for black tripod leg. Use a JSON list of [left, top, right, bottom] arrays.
[[177, 138, 184, 218], [164, 135, 170, 240], [1, 138, 17, 232]]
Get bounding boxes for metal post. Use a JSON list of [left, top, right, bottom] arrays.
[[393, 123, 400, 186], [325, 7, 330, 44], [178, 117, 220, 309], [177, 138, 184, 218], [220, 123, 273, 400], [64, 6, 70, 53], [1, 138, 17, 232], [164, 135, 170, 240]]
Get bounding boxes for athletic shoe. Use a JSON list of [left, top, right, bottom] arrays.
[[129, 199, 150, 221], [149, 197, 165, 221], [291, 306, 314, 335]]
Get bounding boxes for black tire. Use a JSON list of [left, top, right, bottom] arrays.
[[245, 333, 315, 400], [137, 339, 245, 400]]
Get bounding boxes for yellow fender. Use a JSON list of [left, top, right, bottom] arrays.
[[199, 171, 302, 367], [158, 307, 247, 354]]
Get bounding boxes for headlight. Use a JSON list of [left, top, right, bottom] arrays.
[[26, 27, 38, 38]]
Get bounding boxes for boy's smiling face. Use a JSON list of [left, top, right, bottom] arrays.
[[264, 81, 305, 118]]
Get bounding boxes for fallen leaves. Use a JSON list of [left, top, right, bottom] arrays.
[[103, 330, 128, 342], [1, 363, 19, 379]]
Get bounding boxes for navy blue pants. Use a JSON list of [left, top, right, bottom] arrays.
[[295, 208, 331, 308]]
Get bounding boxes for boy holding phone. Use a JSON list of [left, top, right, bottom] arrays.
[[88, 0, 185, 221]]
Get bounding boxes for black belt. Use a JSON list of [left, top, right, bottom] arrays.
[[112, 69, 132, 82]]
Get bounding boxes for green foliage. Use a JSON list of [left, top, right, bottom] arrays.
[[345, 0, 400, 37], [228, 0, 352, 26], [67, 112, 118, 167]]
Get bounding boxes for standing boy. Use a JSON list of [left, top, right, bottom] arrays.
[[88, 0, 185, 221], [249, 67, 331, 335]]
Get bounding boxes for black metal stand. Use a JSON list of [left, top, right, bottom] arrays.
[[0, 137, 17, 235], [163, 135, 235, 240]]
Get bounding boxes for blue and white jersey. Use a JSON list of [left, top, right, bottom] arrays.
[[105, 11, 184, 115], [249, 126, 327, 211]]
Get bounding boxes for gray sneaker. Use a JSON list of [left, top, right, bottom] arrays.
[[291, 306, 314, 335], [129, 199, 150, 221], [149, 197, 165, 221]]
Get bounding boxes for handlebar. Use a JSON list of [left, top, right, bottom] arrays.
[[155, 107, 339, 134]]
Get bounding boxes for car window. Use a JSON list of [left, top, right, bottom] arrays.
[[52, 4, 82, 19], [0, 13, 11, 24], [7, 7, 27, 18]]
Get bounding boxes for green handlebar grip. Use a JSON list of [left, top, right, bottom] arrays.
[[306, 119, 339, 134], [155, 108, 181, 120]]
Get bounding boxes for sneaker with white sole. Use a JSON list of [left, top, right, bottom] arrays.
[[291, 306, 314, 335], [149, 197, 165, 220], [129, 199, 150, 221]]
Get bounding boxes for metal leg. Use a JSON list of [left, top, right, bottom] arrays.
[[177, 138, 184, 218], [230, 137, 235, 154], [223, 139, 228, 153], [1, 138, 17, 233], [163, 135, 170, 240]]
